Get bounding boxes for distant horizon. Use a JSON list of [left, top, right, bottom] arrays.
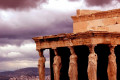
[[0, 67, 50, 72], [0, 67, 50, 80]]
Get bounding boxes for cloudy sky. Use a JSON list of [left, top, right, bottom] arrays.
[[0, 0, 120, 72]]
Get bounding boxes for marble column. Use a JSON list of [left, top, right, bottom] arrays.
[[87, 45, 97, 80], [38, 49, 46, 80], [68, 46, 78, 80], [53, 49, 62, 80], [107, 45, 117, 80]]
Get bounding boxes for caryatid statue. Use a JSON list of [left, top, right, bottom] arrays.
[[87, 45, 97, 80], [53, 49, 62, 80], [38, 49, 46, 80], [107, 45, 117, 80], [68, 47, 78, 80]]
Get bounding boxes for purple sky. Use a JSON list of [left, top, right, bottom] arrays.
[[0, 0, 120, 72]]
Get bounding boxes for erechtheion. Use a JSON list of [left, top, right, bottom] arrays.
[[33, 9, 120, 80]]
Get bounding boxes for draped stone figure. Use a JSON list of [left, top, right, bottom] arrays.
[[68, 54, 78, 80], [107, 46, 117, 80], [53, 49, 62, 80], [38, 56, 46, 80], [68, 46, 78, 80], [87, 53, 97, 80]]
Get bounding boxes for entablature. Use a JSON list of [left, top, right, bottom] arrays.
[[32, 31, 120, 50]]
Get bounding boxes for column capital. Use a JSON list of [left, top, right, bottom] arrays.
[[37, 49, 44, 57], [108, 44, 116, 48], [53, 49, 58, 56], [52, 47, 57, 49], [108, 44, 116, 54], [88, 44, 96, 54], [68, 46, 75, 55]]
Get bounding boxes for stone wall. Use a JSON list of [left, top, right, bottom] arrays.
[[72, 9, 120, 33]]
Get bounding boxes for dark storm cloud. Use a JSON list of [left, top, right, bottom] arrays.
[[0, 11, 73, 46], [0, 22, 72, 45], [0, 9, 73, 69], [0, 20, 72, 39], [0, 0, 47, 10], [85, 0, 112, 6], [0, 38, 24, 46]]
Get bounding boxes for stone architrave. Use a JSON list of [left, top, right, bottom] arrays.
[[53, 49, 62, 80], [107, 45, 117, 80], [38, 57, 46, 80], [68, 46, 78, 80], [87, 45, 97, 80]]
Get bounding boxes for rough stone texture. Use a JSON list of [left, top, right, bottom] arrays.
[[72, 9, 120, 33], [38, 57, 45, 80], [76, 9, 100, 16], [68, 54, 78, 80], [87, 45, 97, 80], [73, 16, 120, 33], [68, 47, 78, 80], [53, 49, 61, 80], [72, 9, 120, 22], [33, 32, 120, 50], [87, 53, 97, 80], [107, 46, 117, 80]]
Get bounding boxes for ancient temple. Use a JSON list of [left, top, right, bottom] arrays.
[[33, 9, 120, 80]]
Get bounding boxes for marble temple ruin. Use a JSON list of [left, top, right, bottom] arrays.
[[33, 9, 120, 80]]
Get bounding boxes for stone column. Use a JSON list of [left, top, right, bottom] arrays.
[[53, 49, 62, 80], [68, 46, 78, 80], [38, 49, 46, 80], [107, 45, 117, 80], [87, 45, 97, 80]]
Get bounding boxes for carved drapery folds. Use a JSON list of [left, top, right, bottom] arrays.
[[53, 49, 62, 80], [37, 44, 118, 80], [38, 49, 46, 80], [68, 46, 78, 80], [87, 45, 97, 80], [107, 45, 117, 80]]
